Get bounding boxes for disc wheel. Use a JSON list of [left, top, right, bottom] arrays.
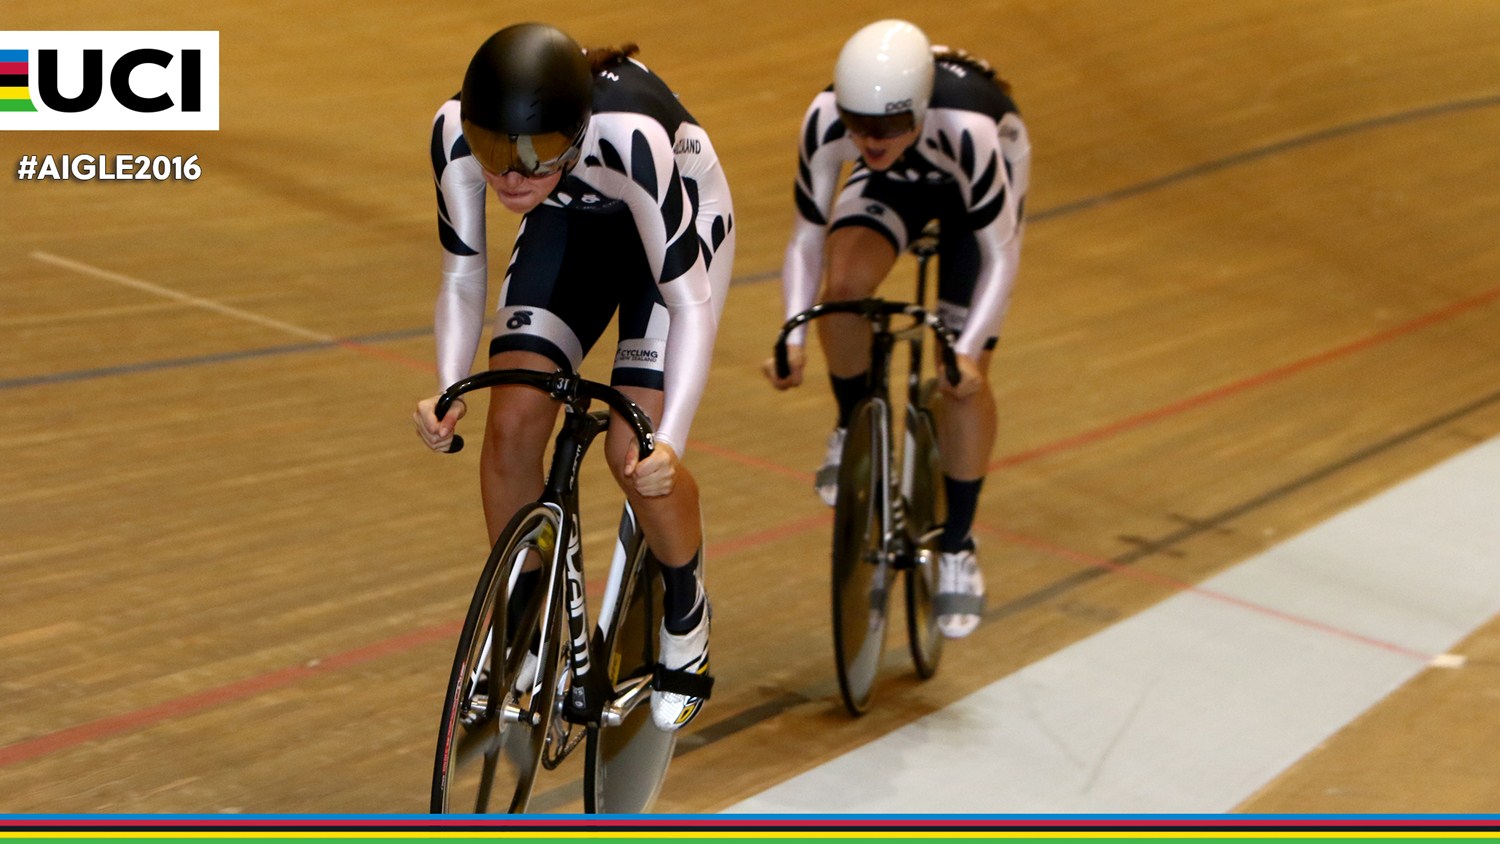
[[830, 399, 891, 716], [584, 550, 677, 812]]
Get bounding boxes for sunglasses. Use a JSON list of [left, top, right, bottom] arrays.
[[462, 118, 587, 178], [838, 107, 917, 141]]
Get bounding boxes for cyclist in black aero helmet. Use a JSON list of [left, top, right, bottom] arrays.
[[414, 23, 736, 732], [458, 24, 591, 179]]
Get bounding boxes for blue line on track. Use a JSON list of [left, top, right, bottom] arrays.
[[0, 328, 430, 391], [9, 93, 1497, 392]]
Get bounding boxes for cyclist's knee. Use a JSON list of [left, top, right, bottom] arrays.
[[824, 274, 881, 302], [824, 228, 895, 300], [482, 393, 555, 465]]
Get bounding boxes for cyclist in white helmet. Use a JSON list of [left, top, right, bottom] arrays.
[[764, 19, 1030, 639]]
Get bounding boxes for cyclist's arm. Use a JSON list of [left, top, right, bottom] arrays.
[[657, 294, 715, 453], [586, 113, 718, 453], [431, 99, 491, 391], [946, 109, 1031, 359], [960, 225, 1022, 360], [781, 91, 852, 345], [781, 218, 826, 345]]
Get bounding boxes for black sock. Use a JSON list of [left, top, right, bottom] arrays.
[[660, 550, 705, 634], [829, 372, 869, 429], [941, 476, 984, 554]]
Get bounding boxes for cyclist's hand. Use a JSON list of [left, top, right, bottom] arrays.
[[623, 439, 679, 497], [939, 354, 986, 399], [762, 344, 806, 390], [413, 394, 466, 452]]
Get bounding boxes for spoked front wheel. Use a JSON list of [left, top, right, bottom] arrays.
[[903, 380, 946, 679], [432, 504, 563, 814], [830, 398, 891, 716], [584, 543, 676, 812]]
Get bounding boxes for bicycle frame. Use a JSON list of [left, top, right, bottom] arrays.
[[771, 232, 958, 711], [772, 273, 960, 566], [436, 370, 656, 734]]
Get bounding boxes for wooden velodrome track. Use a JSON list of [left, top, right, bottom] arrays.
[[2, 0, 1498, 814]]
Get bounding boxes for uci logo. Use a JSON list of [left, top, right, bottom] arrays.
[[0, 31, 219, 130]]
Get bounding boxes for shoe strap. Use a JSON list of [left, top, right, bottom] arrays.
[[653, 665, 715, 698], [935, 593, 985, 615]]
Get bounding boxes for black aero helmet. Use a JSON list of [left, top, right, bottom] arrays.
[[460, 23, 593, 177]]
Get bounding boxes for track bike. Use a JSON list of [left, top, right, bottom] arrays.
[[772, 228, 960, 715], [430, 368, 693, 813]]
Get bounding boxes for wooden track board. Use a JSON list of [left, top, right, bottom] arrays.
[[1, 0, 1497, 813]]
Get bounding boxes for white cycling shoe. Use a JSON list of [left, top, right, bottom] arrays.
[[650, 607, 713, 731], [936, 544, 986, 639]]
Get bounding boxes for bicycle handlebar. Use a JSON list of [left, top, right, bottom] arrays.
[[433, 369, 656, 459], [773, 299, 962, 387]]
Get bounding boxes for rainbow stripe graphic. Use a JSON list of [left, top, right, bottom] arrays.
[[0, 49, 38, 112]]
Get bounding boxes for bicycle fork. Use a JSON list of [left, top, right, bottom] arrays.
[[869, 324, 919, 574], [555, 505, 651, 729], [560, 511, 594, 701]]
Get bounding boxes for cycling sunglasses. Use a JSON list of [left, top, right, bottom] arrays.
[[838, 107, 917, 141], [462, 119, 587, 178]]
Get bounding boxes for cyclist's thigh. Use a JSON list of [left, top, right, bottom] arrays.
[[825, 227, 897, 301], [825, 171, 932, 298], [608, 237, 666, 402], [583, 220, 668, 476], [603, 263, 680, 469], [488, 204, 625, 373], [603, 382, 665, 480], [604, 382, 703, 560]]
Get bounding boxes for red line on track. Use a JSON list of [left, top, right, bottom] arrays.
[[991, 281, 1500, 471], [0, 623, 459, 768], [6, 280, 1493, 769], [333, 338, 435, 375]]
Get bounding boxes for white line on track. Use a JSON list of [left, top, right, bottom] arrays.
[[32, 251, 335, 344], [727, 436, 1500, 813]]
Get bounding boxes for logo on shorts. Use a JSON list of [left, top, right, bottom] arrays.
[[865, 204, 885, 216], [616, 348, 659, 364], [506, 310, 534, 330]]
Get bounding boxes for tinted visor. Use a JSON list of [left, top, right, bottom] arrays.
[[462, 118, 586, 177], [837, 107, 917, 140]]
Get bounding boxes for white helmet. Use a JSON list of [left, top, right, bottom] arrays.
[[834, 19, 934, 137]]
